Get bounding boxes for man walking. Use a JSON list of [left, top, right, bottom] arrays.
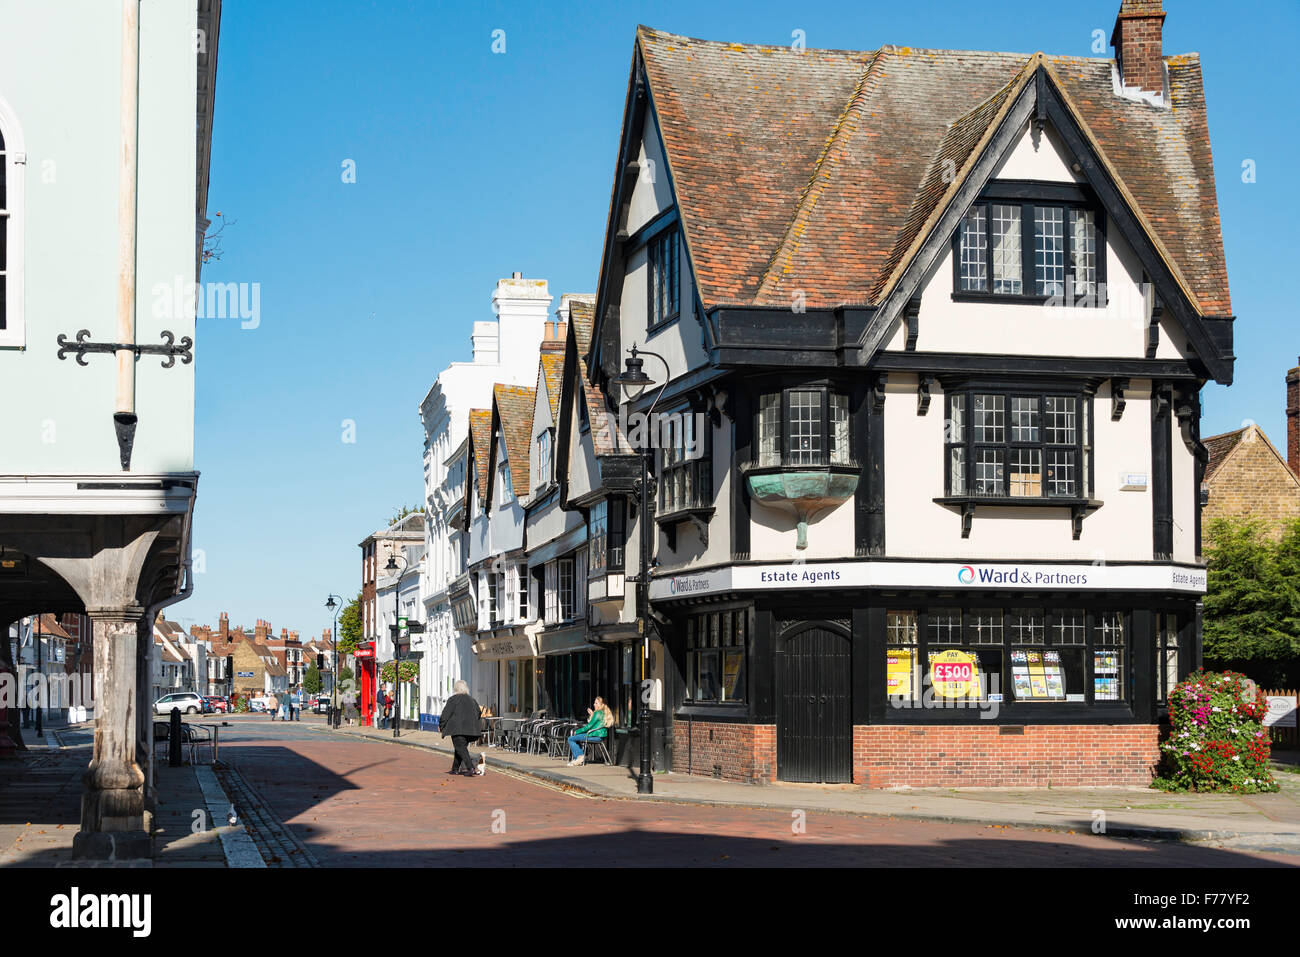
[[438, 680, 485, 776]]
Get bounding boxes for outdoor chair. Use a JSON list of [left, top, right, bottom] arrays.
[[548, 721, 575, 759], [581, 730, 615, 767], [183, 724, 215, 764]]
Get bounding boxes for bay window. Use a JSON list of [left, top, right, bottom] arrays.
[[955, 186, 1103, 302], [659, 410, 711, 514], [945, 388, 1091, 500], [755, 386, 852, 467]]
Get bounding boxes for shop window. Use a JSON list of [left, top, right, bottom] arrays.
[[886, 610, 920, 703], [543, 562, 558, 623], [558, 557, 575, 621], [945, 389, 1091, 499], [1157, 613, 1180, 703], [1094, 610, 1125, 702], [755, 386, 852, 467], [686, 609, 747, 703]]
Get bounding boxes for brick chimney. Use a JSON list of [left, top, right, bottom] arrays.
[[255, 619, 268, 643], [219, 612, 228, 640], [1287, 357, 1299, 476], [1111, 0, 1166, 95]]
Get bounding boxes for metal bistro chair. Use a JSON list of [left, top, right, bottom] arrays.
[[581, 726, 615, 767], [531, 719, 561, 756], [479, 715, 498, 749], [184, 724, 215, 764], [548, 721, 575, 760]]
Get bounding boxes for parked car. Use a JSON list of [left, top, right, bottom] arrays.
[[203, 696, 229, 713], [154, 692, 206, 716], [314, 696, 332, 715], [248, 696, 275, 713]]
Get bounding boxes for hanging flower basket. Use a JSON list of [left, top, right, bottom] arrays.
[[1153, 670, 1278, 793]]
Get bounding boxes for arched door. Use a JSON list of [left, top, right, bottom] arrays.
[[776, 619, 852, 783]]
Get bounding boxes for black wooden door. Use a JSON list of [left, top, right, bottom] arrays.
[[776, 621, 852, 783]]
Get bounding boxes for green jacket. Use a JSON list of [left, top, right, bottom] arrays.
[[575, 709, 609, 738]]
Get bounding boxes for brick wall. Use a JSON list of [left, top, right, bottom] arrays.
[[1204, 427, 1300, 538], [854, 724, 1160, 788], [671, 721, 776, 784], [1113, 0, 1165, 94]]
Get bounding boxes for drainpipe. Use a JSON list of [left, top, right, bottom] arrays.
[[114, 0, 141, 470]]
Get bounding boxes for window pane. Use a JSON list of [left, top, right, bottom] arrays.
[[1008, 609, 1043, 644], [829, 393, 850, 464], [991, 204, 1023, 294], [949, 447, 966, 494], [1053, 609, 1086, 645], [948, 393, 964, 442], [886, 610, 920, 702], [969, 610, 1004, 644], [1046, 449, 1077, 497], [722, 650, 745, 702], [759, 393, 781, 466], [927, 608, 962, 644], [698, 651, 721, 701], [1034, 206, 1066, 295], [1010, 396, 1039, 443], [1008, 447, 1042, 497], [788, 390, 823, 465], [974, 448, 1004, 495], [1043, 396, 1077, 444], [973, 394, 1004, 443], [958, 207, 987, 292], [1070, 209, 1096, 297]]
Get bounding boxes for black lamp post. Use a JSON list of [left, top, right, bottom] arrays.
[[384, 553, 408, 739], [613, 344, 669, 795], [34, 614, 43, 739], [325, 594, 344, 729]]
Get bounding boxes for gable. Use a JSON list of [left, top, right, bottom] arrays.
[[625, 28, 1232, 381]]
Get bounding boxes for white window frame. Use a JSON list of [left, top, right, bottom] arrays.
[[0, 93, 25, 348], [534, 429, 552, 491]]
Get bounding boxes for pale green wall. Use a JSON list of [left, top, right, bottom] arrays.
[[0, 0, 198, 474]]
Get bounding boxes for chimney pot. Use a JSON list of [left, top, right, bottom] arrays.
[[512, 271, 522, 279]]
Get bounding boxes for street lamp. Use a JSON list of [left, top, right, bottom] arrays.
[[612, 344, 669, 795], [383, 553, 408, 740], [325, 594, 345, 729]]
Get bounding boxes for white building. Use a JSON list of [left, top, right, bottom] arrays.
[[416, 275, 557, 719]]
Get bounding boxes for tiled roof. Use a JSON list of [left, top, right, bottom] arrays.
[[467, 408, 492, 504], [568, 299, 618, 455], [36, 614, 71, 641], [636, 28, 1231, 316], [1203, 427, 1246, 482], [493, 384, 535, 495]]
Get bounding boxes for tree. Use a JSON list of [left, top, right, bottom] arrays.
[[338, 592, 363, 655], [390, 504, 423, 525], [1203, 517, 1300, 685], [302, 663, 322, 694]]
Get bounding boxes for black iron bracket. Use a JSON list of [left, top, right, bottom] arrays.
[[917, 374, 933, 416], [57, 330, 194, 368], [1110, 377, 1128, 420]]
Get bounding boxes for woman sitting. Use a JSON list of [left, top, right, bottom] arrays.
[[566, 696, 614, 767]]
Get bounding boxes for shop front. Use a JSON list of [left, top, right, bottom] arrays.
[[653, 559, 1205, 787], [472, 630, 538, 717]]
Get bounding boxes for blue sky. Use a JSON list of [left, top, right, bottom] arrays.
[[189, 0, 1300, 637]]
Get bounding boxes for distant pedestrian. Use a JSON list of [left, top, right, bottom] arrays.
[[438, 680, 484, 777], [267, 693, 279, 721], [343, 691, 357, 726]]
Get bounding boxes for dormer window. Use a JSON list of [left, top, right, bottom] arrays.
[[954, 185, 1104, 303]]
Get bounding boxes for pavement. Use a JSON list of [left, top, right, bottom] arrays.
[[322, 719, 1300, 853]]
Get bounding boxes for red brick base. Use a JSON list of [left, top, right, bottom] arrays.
[[853, 724, 1161, 788], [671, 721, 776, 784], [669, 721, 1160, 787]]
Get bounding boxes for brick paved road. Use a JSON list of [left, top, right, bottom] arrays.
[[211, 715, 1296, 867]]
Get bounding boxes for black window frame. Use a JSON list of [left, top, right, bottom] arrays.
[[684, 606, 749, 705], [887, 603, 1134, 711], [944, 385, 1093, 501], [658, 406, 712, 516], [587, 497, 626, 575], [647, 227, 680, 330], [753, 383, 853, 468], [952, 181, 1107, 306]]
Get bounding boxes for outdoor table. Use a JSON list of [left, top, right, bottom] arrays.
[[194, 723, 222, 763]]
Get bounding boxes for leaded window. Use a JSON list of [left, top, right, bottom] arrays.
[[755, 386, 853, 468], [648, 228, 679, 329], [946, 389, 1091, 499]]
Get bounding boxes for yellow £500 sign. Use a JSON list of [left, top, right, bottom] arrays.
[[929, 649, 979, 699]]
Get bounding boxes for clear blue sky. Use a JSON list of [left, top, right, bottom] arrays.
[[189, 0, 1300, 637]]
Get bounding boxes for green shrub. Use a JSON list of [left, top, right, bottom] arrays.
[[1153, 670, 1278, 793]]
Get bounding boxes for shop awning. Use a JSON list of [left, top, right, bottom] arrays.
[[537, 625, 602, 657], [472, 630, 538, 661]]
